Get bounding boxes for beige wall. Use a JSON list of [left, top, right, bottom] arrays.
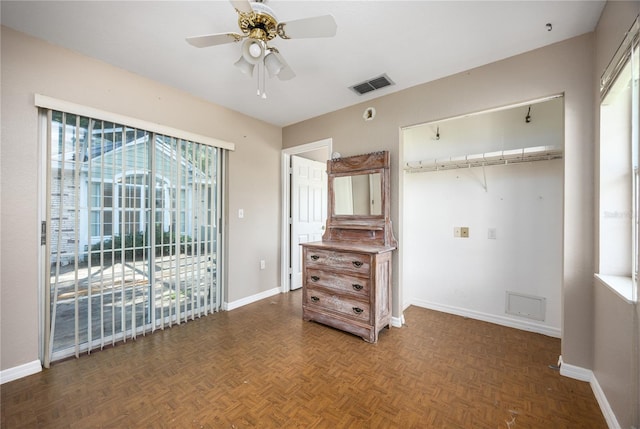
[[593, 2, 640, 428], [4, 6, 639, 424], [0, 26, 282, 371], [284, 33, 595, 369]]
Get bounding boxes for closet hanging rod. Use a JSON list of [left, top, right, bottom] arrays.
[[404, 145, 563, 174]]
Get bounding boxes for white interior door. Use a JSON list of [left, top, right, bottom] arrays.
[[291, 156, 327, 290]]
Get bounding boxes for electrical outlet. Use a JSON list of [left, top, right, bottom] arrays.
[[453, 227, 461, 237], [460, 227, 469, 238]]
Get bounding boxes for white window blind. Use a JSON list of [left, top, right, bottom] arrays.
[[39, 97, 231, 366]]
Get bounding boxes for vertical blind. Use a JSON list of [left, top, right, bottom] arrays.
[[39, 100, 230, 366]]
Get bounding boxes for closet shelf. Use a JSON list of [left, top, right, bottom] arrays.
[[404, 145, 563, 173]]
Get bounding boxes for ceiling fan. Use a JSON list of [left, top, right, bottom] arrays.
[[186, 0, 337, 97]]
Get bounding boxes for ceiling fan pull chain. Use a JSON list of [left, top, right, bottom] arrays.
[[255, 55, 266, 99], [256, 62, 261, 96], [261, 60, 267, 99]]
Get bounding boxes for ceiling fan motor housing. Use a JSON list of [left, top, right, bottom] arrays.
[[238, 3, 278, 42]]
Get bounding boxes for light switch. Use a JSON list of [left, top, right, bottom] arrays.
[[460, 227, 469, 238], [238, 209, 244, 219], [488, 228, 497, 239]]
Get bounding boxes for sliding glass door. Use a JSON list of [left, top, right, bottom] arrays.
[[44, 110, 222, 364]]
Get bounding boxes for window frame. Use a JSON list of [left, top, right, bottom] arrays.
[[597, 16, 640, 303]]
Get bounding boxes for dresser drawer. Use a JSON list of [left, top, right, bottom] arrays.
[[305, 287, 370, 321], [305, 249, 370, 274], [306, 268, 370, 297]]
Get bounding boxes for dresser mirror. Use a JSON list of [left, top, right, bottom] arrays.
[[323, 151, 396, 247], [333, 172, 382, 216]]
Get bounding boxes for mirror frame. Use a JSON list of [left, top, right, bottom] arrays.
[[323, 151, 396, 247]]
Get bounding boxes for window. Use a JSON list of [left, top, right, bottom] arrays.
[[90, 183, 113, 238], [37, 96, 232, 366], [598, 17, 639, 302]]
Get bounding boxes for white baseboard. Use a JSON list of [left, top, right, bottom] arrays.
[[390, 314, 404, 328], [0, 360, 42, 384], [590, 371, 622, 429], [558, 356, 621, 429], [223, 287, 281, 311], [558, 357, 592, 382], [409, 299, 561, 338]]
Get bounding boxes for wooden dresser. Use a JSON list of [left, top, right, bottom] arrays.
[[301, 151, 397, 343]]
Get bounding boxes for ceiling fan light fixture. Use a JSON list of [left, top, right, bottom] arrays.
[[249, 42, 262, 58], [234, 55, 255, 76], [264, 52, 284, 77], [241, 38, 265, 64]]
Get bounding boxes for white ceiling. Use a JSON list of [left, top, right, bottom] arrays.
[[1, 0, 605, 127]]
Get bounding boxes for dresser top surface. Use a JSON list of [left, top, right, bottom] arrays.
[[300, 240, 396, 254]]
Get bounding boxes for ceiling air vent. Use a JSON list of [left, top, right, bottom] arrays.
[[349, 74, 395, 95]]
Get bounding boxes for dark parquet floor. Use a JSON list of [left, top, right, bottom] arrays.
[[1, 290, 607, 428]]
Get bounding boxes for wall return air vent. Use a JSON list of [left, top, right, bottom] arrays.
[[349, 74, 395, 95]]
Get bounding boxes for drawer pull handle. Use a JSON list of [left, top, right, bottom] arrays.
[[352, 261, 364, 268], [310, 255, 320, 261], [310, 276, 320, 282], [352, 284, 363, 291], [352, 307, 364, 314], [310, 296, 320, 302]]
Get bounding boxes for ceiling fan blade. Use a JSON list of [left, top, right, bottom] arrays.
[[229, 0, 253, 14], [272, 51, 296, 81], [277, 15, 337, 39], [186, 33, 244, 48]]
